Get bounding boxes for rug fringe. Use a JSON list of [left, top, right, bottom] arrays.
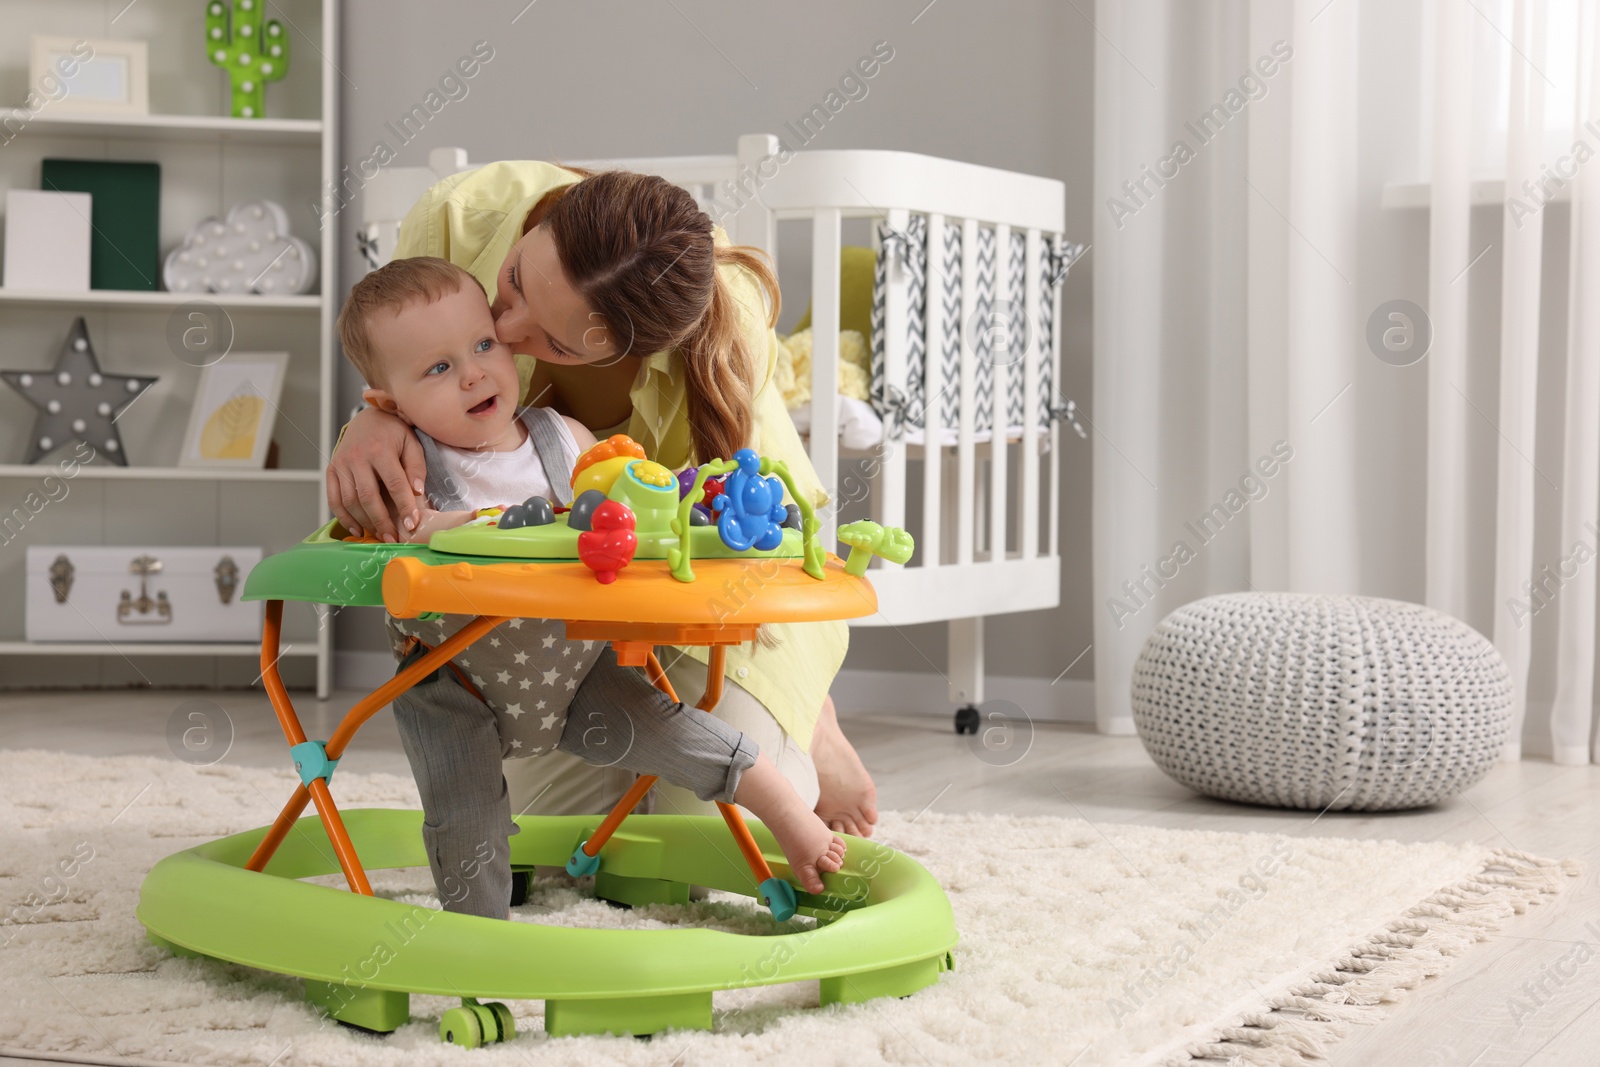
[[1167, 847, 1579, 1066]]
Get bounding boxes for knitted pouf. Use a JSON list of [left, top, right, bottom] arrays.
[[1130, 593, 1514, 811]]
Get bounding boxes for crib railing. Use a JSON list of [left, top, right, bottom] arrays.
[[740, 136, 1067, 634]]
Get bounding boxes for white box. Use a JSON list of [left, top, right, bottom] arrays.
[[25, 545, 265, 644], [3, 189, 92, 292]]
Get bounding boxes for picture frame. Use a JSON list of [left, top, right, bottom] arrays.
[[31, 35, 149, 116], [179, 352, 288, 469]]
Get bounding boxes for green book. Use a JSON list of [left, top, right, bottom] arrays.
[[40, 159, 161, 291]]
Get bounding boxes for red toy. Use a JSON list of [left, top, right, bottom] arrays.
[[577, 501, 638, 584]]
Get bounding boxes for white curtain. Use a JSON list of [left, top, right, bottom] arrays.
[[1092, 0, 1600, 765]]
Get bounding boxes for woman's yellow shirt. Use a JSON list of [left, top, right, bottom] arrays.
[[393, 160, 846, 748]]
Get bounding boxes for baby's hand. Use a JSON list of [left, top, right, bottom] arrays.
[[403, 506, 471, 543]]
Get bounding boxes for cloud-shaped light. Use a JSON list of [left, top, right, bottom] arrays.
[[163, 200, 317, 296]]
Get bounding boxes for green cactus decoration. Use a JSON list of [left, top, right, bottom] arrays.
[[837, 520, 915, 577], [206, 0, 290, 119]]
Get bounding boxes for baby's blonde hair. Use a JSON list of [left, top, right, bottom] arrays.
[[337, 256, 481, 388]]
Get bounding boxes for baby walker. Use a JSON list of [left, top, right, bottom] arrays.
[[136, 437, 956, 1046]]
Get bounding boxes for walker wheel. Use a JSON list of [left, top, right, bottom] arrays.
[[484, 1001, 515, 1043], [954, 705, 980, 735], [509, 869, 531, 907], [440, 1001, 513, 1047], [439, 1005, 484, 1048]]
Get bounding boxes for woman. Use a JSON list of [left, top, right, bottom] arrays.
[[327, 160, 878, 838]]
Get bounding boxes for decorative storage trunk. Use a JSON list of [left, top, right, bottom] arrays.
[[25, 546, 264, 643]]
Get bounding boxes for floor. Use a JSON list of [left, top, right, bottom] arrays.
[[1, 686, 1597, 1067]]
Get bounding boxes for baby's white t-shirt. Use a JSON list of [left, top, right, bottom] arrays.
[[432, 418, 580, 511]]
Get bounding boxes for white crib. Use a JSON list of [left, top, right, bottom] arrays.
[[358, 134, 1080, 731]]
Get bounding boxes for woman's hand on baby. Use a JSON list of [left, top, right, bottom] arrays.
[[327, 407, 428, 543]]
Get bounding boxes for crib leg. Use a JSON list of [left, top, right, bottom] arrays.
[[948, 616, 984, 733]]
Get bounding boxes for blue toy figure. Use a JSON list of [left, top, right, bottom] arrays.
[[711, 448, 788, 552]]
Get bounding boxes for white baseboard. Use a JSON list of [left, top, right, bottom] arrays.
[[832, 668, 1095, 723], [336, 651, 1094, 725]]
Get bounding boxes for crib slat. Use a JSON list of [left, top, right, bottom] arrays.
[[957, 217, 979, 566], [921, 213, 945, 568], [989, 224, 1011, 564], [809, 208, 842, 549], [1022, 228, 1041, 560], [1048, 239, 1063, 557], [875, 208, 909, 534]]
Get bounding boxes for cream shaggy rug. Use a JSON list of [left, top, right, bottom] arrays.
[[0, 750, 1578, 1067]]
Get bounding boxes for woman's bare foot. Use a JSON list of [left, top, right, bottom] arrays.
[[735, 754, 846, 894], [811, 696, 879, 838]]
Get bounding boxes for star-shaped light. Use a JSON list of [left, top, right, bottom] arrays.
[[1, 317, 157, 466]]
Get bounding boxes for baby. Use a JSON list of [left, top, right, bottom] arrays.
[[335, 256, 844, 919]]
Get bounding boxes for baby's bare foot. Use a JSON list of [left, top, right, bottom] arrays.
[[765, 804, 846, 894], [733, 752, 848, 894]]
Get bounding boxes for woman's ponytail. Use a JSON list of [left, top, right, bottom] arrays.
[[676, 245, 781, 463]]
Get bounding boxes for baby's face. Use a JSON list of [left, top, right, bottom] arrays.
[[366, 282, 521, 450]]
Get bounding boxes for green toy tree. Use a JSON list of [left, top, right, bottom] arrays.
[[838, 521, 915, 576], [206, 0, 290, 119]]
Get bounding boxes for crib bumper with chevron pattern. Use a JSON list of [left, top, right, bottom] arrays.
[[868, 217, 1084, 446], [1130, 593, 1514, 812]]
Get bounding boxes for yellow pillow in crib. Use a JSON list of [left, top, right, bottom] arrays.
[[776, 328, 871, 409], [792, 245, 876, 347]]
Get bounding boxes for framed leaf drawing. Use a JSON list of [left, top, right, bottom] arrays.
[[179, 352, 288, 468]]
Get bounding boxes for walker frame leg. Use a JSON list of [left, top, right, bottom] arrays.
[[247, 601, 507, 893]]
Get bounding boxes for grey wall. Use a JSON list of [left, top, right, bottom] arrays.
[[333, 0, 1095, 689]]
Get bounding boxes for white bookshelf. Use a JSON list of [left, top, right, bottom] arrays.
[[0, 0, 338, 697], [0, 464, 323, 482], [0, 110, 323, 145], [0, 289, 322, 310], [0, 641, 319, 657]]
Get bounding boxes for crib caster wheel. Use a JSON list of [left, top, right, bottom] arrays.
[[566, 842, 601, 877], [954, 705, 980, 735], [509, 869, 531, 908]]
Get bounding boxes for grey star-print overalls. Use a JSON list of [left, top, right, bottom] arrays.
[[384, 405, 603, 758], [386, 613, 603, 758]]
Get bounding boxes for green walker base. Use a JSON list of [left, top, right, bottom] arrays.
[[138, 809, 957, 1042], [546, 990, 712, 1037], [594, 870, 693, 909]]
